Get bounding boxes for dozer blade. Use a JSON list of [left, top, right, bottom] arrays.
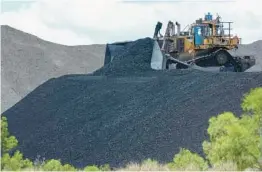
[[151, 39, 165, 70], [104, 39, 167, 70]]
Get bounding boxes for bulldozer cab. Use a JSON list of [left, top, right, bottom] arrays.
[[190, 13, 240, 50]]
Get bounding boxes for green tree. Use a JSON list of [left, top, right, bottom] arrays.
[[203, 112, 259, 170], [242, 87, 262, 119], [203, 87, 262, 170], [242, 87, 262, 167], [1, 116, 18, 153], [1, 151, 33, 171], [84, 165, 100, 171], [167, 148, 208, 171], [1, 116, 33, 170], [42, 159, 76, 171]]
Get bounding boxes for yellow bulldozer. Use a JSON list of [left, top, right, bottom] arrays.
[[105, 12, 256, 72]]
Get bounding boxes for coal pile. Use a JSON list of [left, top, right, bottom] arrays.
[[94, 38, 156, 76], [3, 38, 262, 168], [1, 25, 105, 112]]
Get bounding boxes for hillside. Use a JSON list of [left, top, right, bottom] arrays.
[[1, 25, 105, 112]]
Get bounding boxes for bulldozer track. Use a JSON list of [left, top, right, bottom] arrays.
[[166, 47, 247, 72], [185, 48, 224, 63]]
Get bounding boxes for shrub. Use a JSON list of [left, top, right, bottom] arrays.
[[242, 87, 262, 169], [41, 159, 63, 171], [203, 87, 262, 170], [167, 148, 208, 171], [63, 164, 77, 171], [1, 116, 33, 171], [1, 151, 33, 171], [242, 87, 262, 119], [42, 159, 76, 171], [1, 116, 18, 153], [84, 165, 100, 171], [207, 161, 237, 171]]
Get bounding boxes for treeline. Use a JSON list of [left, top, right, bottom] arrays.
[[1, 87, 261, 171]]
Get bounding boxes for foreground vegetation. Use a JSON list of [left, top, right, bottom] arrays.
[[1, 87, 262, 171]]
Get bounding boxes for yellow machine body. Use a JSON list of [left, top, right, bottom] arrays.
[[169, 18, 240, 58]]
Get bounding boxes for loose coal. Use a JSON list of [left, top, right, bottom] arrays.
[[3, 38, 262, 168]]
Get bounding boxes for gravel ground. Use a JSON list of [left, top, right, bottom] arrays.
[[1, 25, 105, 112], [3, 38, 262, 168]]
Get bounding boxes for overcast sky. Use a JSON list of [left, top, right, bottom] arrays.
[[1, 0, 262, 45]]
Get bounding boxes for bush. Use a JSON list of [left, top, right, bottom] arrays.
[[242, 87, 262, 118], [207, 161, 237, 171], [41, 159, 76, 171], [167, 148, 208, 171], [1, 116, 33, 171], [84, 165, 100, 171], [203, 87, 262, 170], [1, 151, 33, 171], [242, 87, 262, 169], [1, 116, 18, 153]]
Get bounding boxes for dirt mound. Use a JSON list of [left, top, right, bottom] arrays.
[[1, 25, 105, 112], [3, 38, 262, 168]]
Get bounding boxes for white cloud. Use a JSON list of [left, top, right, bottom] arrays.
[[1, 1, 94, 45], [1, 0, 262, 45]]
